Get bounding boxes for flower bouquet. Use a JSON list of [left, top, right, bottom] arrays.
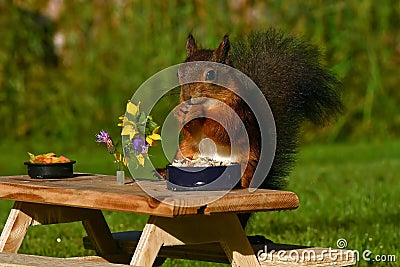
[[96, 101, 161, 182]]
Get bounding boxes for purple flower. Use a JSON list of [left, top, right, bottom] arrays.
[[96, 130, 115, 154], [132, 138, 149, 155], [96, 130, 110, 143]]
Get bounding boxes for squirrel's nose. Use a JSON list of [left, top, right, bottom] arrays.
[[181, 86, 193, 101]]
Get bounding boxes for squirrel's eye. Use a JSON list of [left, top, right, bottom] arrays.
[[205, 70, 216, 81]]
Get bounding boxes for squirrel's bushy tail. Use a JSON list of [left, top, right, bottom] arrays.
[[231, 29, 343, 189]]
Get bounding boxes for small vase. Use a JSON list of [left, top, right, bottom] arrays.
[[116, 170, 125, 185]]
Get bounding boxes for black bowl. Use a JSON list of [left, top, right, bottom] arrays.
[[24, 161, 76, 179], [166, 163, 241, 191]]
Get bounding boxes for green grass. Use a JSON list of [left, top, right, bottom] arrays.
[[0, 140, 399, 266], [2, 1, 400, 143]]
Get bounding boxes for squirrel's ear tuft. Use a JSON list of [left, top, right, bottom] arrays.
[[186, 34, 197, 57], [213, 35, 230, 63]]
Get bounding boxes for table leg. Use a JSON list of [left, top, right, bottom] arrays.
[[0, 202, 33, 252], [81, 211, 128, 262], [130, 213, 260, 267], [0, 201, 122, 261]]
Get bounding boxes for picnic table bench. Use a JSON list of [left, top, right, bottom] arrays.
[[0, 174, 356, 266]]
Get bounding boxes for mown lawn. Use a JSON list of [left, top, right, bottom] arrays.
[[0, 140, 399, 266]]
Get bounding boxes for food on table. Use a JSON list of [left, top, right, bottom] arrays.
[[27, 152, 71, 164], [171, 156, 232, 167]]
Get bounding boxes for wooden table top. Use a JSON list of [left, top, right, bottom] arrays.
[[0, 174, 299, 217]]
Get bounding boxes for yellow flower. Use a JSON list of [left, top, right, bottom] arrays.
[[119, 101, 142, 140], [117, 115, 125, 127], [121, 124, 137, 140], [146, 126, 161, 146], [126, 101, 140, 116], [137, 153, 145, 167]]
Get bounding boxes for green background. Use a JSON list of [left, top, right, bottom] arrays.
[[1, 1, 399, 148]]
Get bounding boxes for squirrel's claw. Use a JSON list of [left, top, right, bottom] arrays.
[[174, 102, 204, 126]]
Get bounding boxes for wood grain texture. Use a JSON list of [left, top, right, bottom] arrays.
[[129, 217, 168, 267], [0, 202, 32, 253], [80, 210, 125, 262], [84, 231, 357, 266], [0, 175, 301, 266], [0, 175, 299, 217], [130, 214, 261, 267], [0, 252, 131, 267], [0, 201, 126, 263]]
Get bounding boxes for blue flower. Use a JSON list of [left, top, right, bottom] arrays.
[[132, 138, 149, 155]]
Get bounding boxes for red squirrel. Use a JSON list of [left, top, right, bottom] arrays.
[[168, 29, 342, 192]]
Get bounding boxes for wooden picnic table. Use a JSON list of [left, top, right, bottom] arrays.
[[0, 174, 299, 266]]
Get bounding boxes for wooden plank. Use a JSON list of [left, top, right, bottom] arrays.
[[81, 210, 128, 263], [0, 202, 33, 253], [0, 175, 173, 217], [130, 214, 261, 267], [84, 231, 230, 263], [0, 252, 130, 267], [0, 201, 126, 263], [216, 214, 261, 267], [129, 217, 168, 267], [3, 202, 110, 225], [84, 231, 356, 266], [0, 175, 299, 217]]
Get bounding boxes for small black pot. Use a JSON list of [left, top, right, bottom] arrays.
[[24, 161, 76, 179], [166, 163, 242, 191]]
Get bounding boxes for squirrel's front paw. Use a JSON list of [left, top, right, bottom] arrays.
[[174, 102, 204, 125]]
